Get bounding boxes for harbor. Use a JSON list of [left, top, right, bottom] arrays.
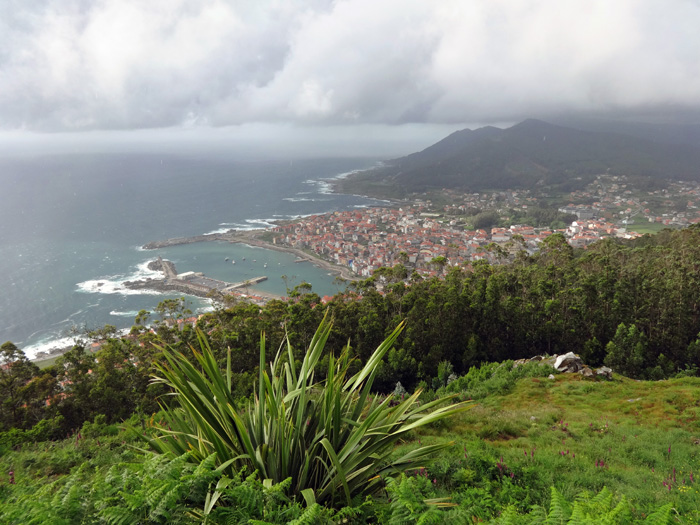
[[141, 228, 359, 282], [124, 257, 276, 302]]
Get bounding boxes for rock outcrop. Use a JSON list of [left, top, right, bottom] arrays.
[[514, 353, 613, 379]]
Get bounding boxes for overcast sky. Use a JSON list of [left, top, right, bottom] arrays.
[[2, 0, 700, 155]]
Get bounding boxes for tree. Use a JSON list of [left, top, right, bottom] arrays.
[[604, 323, 648, 378], [0, 342, 40, 430]]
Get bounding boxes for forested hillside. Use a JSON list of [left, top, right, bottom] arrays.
[[343, 120, 700, 194]]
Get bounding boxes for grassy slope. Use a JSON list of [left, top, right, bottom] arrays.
[[2, 373, 699, 522], [407, 373, 700, 519]]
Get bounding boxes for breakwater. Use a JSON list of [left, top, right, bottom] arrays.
[[142, 232, 239, 250], [126, 257, 275, 301], [141, 230, 358, 281]]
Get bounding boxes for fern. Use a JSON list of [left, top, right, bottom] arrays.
[[101, 506, 139, 525], [287, 503, 323, 525], [607, 496, 633, 524], [567, 501, 587, 525], [589, 486, 614, 510], [547, 487, 572, 524], [384, 474, 450, 525], [643, 503, 674, 525], [492, 487, 683, 525]]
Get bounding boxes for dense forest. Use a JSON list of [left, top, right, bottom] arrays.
[[2, 225, 700, 522]]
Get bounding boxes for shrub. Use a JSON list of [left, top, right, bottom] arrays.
[[146, 314, 471, 507], [442, 361, 555, 399]]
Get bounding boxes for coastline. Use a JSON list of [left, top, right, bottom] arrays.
[[136, 168, 391, 286], [141, 229, 360, 283]]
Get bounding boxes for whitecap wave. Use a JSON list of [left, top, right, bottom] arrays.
[[327, 167, 368, 181], [245, 218, 278, 228], [76, 261, 165, 296], [317, 181, 334, 194], [203, 227, 234, 235], [26, 326, 133, 360], [109, 310, 141, 317], [25, 335, 79, 360], [283, 197, 315, 202]]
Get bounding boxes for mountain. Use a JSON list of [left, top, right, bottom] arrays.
[[365, 119, 700, 193], [550, 117, 700, 147]]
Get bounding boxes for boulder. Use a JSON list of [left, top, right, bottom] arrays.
[[595, 366, 613, 379], [580, 366, 594, 378], [553, 352, 583, 373]]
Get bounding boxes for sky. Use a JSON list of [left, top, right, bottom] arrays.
[[2, 0, 700, 156]]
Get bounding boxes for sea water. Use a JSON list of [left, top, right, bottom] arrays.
[[0, 153, 382, 357]]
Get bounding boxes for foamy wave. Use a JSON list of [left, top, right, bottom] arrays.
[[245, 218, 278, 228], [203, 227, 234, 235], [327, 167, 368, 181], [25, 335, 79, 360], [283, 197, 315, 202], [109, 310, 140, 317], [317, 181, 333, 194], [26, 326, 131, 360], [76, 261, 165, 296]]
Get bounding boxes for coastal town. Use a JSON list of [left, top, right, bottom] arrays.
[[28, 174, 700, 364], [269, 175, 700, 278]]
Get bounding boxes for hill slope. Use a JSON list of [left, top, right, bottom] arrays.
[[355, 119, 700, 194]]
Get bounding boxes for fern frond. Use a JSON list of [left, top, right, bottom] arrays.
[[287, 503, 323, 525], [100, 506, 139, 525], [546, 487, 571, 524], [643, 503, 674, 525]]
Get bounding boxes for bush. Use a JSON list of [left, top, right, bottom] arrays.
[[146, 314, 472, 508], [441, 361, 555, 399]]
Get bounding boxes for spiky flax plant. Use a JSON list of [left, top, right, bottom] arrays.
[[147, 314, 471, 507]]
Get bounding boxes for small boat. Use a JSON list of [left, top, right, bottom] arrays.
[[253, 259, 257, 263], [231, 260, 236, 264], [242, 257, 246, 261], [224, 257, 229, 261], [263, 263, 268, 268]]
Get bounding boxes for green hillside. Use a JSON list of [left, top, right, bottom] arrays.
[[1, 365, 697, 523], [341, 119, 700, 195]]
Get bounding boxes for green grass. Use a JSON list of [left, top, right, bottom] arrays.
[[405, 373, 700, 521], [3, 367, 699, 522], [33, 354, 62, 369], [627, 222, 676, 235]]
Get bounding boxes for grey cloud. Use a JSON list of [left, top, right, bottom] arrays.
[[1, 0, 700, 131]]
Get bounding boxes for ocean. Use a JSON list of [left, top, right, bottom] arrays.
[[0, 152, 383, 358]]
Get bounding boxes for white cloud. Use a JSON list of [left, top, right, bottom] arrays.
[[1, 0, 699, 131]]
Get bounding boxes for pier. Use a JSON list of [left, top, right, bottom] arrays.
[[178, 272, 268, 293], [126, 258, 275, 301]]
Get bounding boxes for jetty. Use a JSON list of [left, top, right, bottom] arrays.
[[125, 258, 273, 300]]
